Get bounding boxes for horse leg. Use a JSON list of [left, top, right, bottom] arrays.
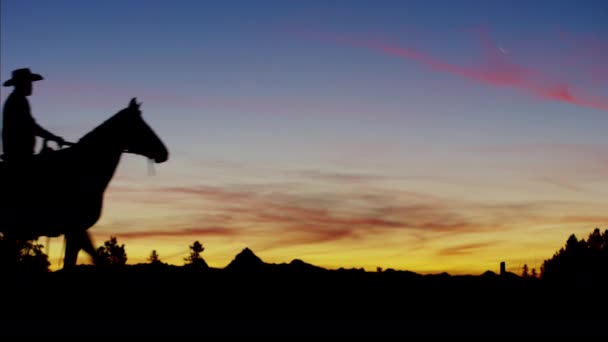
[[63, 232, 81, 270], [78, 230, 100, 266], [63, 230, 99, 269]]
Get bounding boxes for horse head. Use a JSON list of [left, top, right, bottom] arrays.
[[118, 98, 169, 163]]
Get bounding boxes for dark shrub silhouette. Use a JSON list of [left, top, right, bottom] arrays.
[[19, 240, 51, 272], [184, 240, 208, 269], [96, 236, 127, 267], [0, 234, 50, 273], [522, 264, 529, 277], [148, 249, 162, 265]]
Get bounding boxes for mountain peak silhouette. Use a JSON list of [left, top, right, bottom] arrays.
[[225, 247, 265, 271]]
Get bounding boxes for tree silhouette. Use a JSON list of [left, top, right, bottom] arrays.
[[0, 235, 50, 273], [531, 268, 537, 278], [521, 264, 529, 278], [587, 228, 605, 251], [96, 236, 127, 267], [19, 240, 51, 272], [184, 240, 208, 269], [541, 228, 608, 286], [148, 250, 161, 264]]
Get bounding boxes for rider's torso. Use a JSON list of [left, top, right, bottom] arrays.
[[2, 93, 37, 159]]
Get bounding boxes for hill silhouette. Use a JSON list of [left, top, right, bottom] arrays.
[[224, 247, 329, 274], [280, 258, 327, 273]]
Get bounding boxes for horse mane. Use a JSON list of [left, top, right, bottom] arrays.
[[77, 107, 132, 146]]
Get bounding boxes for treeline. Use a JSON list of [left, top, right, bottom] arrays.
[[0, 236, 208, 272], [540, 228, 608, 286], [2, 228, 608, 285]]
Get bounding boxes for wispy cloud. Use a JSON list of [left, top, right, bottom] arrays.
[[473, 143, 608, 184], [437, 241, 500, 256], [103, 180, 608, 253], [114, 226, 239, 239], [291, 169, 394, 183], [537, 177, 589, 193], [160, 185, 257, 203], [297, 29, 608, 111]]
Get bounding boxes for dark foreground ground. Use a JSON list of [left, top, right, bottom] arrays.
[[1, 265, 606, 338]]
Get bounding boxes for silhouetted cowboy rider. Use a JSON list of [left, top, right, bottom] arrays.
[[2, 68, 65, 163]]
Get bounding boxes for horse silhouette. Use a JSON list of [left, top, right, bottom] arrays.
[[0, 98, 168, 269]]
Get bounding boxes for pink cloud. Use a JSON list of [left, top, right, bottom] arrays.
[[119, 185, 496, 239], [298, 29, 608, 111]]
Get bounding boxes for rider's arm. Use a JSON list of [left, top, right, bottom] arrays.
[[32, 119, 61, 142]]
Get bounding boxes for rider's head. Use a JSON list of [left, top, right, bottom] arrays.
[[15, 80, 34, 96], [3, 68, 43, 97]]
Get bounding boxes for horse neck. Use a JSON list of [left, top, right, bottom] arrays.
[[75, 143, 123, 193], [76, 118, 127, 192]]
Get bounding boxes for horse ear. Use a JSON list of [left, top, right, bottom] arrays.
[[129, 97, 140, 109]]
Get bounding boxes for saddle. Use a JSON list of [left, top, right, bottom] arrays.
[[0, 143, 65, 240], [0, 139, 61, 165]]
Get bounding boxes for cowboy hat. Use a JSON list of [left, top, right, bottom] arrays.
[[3, 68, 44, 87]]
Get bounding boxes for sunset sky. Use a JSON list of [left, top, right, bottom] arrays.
[[1, 0, 607, 274]]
